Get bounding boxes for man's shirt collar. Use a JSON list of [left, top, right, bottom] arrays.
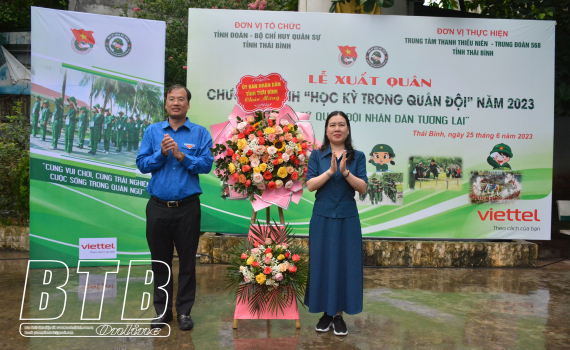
[[161, 117, 192, 130]]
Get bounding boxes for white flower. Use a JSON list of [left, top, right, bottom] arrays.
[[267, 146, 277, 155], [285, 180, 293, 189], [298, 154, 305, 162], [282, 153, 290, 162], [280, 118, 290, 126], [306, 150, 312, 158], [237, 121, 248, 132]]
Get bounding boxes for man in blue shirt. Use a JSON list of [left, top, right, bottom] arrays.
[[136, 84, 214, 331]]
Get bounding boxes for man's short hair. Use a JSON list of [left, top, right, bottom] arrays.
[[167, 84, 192, 101]]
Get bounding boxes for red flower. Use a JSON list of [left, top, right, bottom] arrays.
[[292, 137, 298, 143], [241, 253, 248, 259], [267, 181, 276, 190], [272, 159, 279, 166], [268, 119, 273, 127], [292, 254, 300, 262], [247, 150, 253, 156], [285, 252, 290, 258], [245, 179, 251, 187], [238, 133, 245, 139], [290, 155, 296, 161], [276, 152, 282, 158], [232, 173, 239, 181], [289, 265, 297, 273], [301, 143, 308, 149], [227, 149, 234, 156], [291, 171, 298, 180], [300, 150, 306, 155], [259, 137, 265, 145], [304, 166, 308, 173], [257, 130, 263, 137], [283, 126, 289, 133], [232, 154, 239, 160], [254, 242, 260, 248], [248, 125, 255, 133], [265, 248, 272, 254], [134, 7, 140, 12], [294, 159, 300, 166], [183, 66, 187, 70], [242, 165, 251, 172], [263, 171, 273, 180], [244, 129, 250, 136], [252, 261, 259, 268], [264, 266, 272, 274]]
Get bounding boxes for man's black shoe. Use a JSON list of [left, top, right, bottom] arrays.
[[150, 312, 173, 329], [333, 315, 348, 336], [315, 312, 334, 332], [178, 314, 194, 331]]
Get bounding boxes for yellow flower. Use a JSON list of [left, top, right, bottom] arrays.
[[246, 256, 254, 265], [252, 122, 260, 128], [264, 127, 275, 134], [277, 254, 285, 261], [253, 167, 260, 173], [256, 273, 266, 285], [228, 163, 236, 174], [278, 159, 283, 164], [277, 166, 288, 178], [259, 163, 267, 172], [239, 156, 249, 164], [237, 138, 247, 150], [274, 140, 285, 152], [296, 143, 302, 151]]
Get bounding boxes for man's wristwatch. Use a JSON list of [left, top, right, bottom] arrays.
[[344, 170, 350, 178]]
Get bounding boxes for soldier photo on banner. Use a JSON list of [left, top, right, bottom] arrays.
[[410, 156, 463, 190], [357, 172, 403, 206], [30, 56, 164, 167]]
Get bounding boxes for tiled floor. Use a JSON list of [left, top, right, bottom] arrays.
[[1, 250, 569, 350]]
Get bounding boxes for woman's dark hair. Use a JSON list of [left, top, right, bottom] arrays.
[[320, 111, 355, 164]]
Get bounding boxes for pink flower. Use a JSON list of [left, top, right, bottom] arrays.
[[284, 133, 293, 142], [298, 154, 305, 162], [231, 135, 239, 143], [265, 239, 273, 246], [281, 243, 289, 249], [285, 180, 293, 189], [231, 127, 239, 135], [251, 158, 260, 167], [256, 182, 266, 190], [248, 134, 256, 141], [243, 145, 251, 153], [252, 173, 263, 183], [244, 276, 250, 282], [279, 136, 285, 142], [292, 254, 300, 262], [280, 118, 289, 126], [306, 150, 312, 158], [269, 112, 278, 119], [274, 273, 283, 281], [249, 153, 259, 161], [267, 146, 277, 155], [282, 153, 290, 162], [274, 125, 283, 134], [134, 7, 140, 12], [254, 145, 266, 155], [246, 115, 255, 123], [267, 134, 276, 142], [278, 264, 287, 272], [251, 248, 260, 254], [237, 121, 248, 132], [286, 166, 295, 174], [264, 256, 271, 264], [285, 148, 294, 155], [289, 265, 297, 273], [183, 66, 187, 69]]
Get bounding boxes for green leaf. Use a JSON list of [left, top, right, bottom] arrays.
[[362, 0, 376, 13], [381, 0, 394, 7]]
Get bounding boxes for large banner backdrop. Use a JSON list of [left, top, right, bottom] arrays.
[[187, 9, 554, 239], [30, 7, 165, 267]]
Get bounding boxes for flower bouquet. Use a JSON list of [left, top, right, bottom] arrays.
[[210, 108, 315, 205], [226, 221, 308, 317]]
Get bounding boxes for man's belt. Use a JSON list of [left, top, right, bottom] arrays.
[[151, 194, 199, 208]]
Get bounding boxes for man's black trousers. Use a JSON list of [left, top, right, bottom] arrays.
[[146, 194, 201, 316]]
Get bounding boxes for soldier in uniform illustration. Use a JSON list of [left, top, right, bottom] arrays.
[[369, 144, 396, 172], [50, 97, 64, 150], [408, 156, 416, 190], [39, 100, 50, 141], [487, 143, 513, 170], [77, 106, 90, 149]]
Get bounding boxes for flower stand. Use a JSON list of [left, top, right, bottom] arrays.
[[232, 206, 301, 329]]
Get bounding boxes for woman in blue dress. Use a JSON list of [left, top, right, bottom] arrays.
[[304, 111, 368, 336]]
